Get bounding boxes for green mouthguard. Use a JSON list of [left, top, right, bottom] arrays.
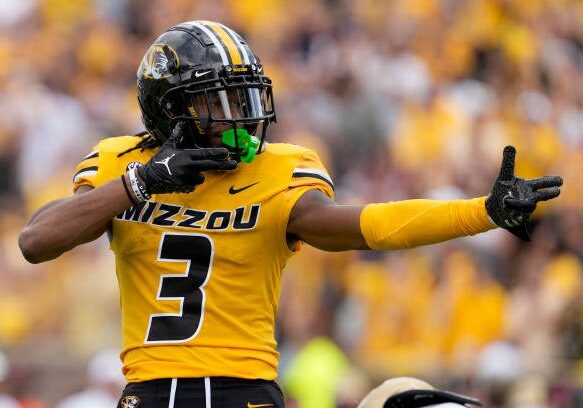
[[221, 128, 260, 163]]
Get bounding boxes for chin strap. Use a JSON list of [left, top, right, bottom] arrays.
[[221, 128, 260, 163]]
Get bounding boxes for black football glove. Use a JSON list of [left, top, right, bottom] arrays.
[[485, 145, 562, 241], [138, 122, 238, 194]]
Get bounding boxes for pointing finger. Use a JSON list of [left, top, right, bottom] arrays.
[[526, 176, 563, 190], [195, 159, 237, 170], [218, 159, 238, 170], [535, 187, 561, 202], [498, 145, 516, 181], [194, 159, 237, 171], [188, 147, 231, 160]]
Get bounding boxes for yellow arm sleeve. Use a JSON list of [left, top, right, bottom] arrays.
[[360, 197, 496, 250]]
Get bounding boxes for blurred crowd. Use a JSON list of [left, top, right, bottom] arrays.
[[0, 0, 582, 406]]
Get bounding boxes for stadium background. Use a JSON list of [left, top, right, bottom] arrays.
[[0, 0, 582, 406]]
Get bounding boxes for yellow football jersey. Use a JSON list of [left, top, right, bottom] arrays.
[[72, 136, 334, 382]]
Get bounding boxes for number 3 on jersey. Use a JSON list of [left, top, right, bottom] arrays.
[[145, 233, 213, 343]]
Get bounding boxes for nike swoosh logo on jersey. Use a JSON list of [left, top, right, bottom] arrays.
[[229, 182, 259, 194], [247, 403, 273, 408], [194, 70, 213, 78]]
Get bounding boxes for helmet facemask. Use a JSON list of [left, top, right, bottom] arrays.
[[159, 67, 275, 162]]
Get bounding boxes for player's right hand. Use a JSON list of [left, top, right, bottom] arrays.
[[138, 122, 238, 195], [485, 145, 562, 241]]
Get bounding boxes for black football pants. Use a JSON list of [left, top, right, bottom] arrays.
[[117, 377, 285, 408]]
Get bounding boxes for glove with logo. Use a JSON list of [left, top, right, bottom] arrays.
[[138, 122, 238, 194], [485, 146, 562, 241]]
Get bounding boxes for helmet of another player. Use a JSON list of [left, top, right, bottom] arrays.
[[357, 377, 482, 408], [137, 21, 276, 162]]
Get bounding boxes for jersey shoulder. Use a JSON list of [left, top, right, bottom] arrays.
[[73, 135, 155, 191], [263, 142, 327, 169], [94, 135, 156, 171], [264, 142, 313, 156], [96, 135, 149, 156], [262, 142, 334, 197]]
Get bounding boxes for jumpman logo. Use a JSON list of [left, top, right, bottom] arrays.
[[155, 153, 176, 175]]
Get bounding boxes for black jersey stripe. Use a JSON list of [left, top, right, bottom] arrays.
[[73, 166, 98, 181], [292, 172, 335, 190], [83, 151, 98, 160]]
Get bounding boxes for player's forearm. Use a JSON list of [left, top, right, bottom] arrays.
[[287, 190, 369, 251], [19, 178, 133, 263], [296, 205, 369, 251], [360, 197, 495, 250]]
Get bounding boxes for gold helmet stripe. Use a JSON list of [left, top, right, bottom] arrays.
[[187, 21, 230, 65], [201, 21, 243, 65], [219, 23, 256, 65]]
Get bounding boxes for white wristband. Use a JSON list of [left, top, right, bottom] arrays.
[[127, 166, 151, 202]]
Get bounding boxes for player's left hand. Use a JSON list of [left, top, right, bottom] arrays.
[[485, 146, 563, 241]]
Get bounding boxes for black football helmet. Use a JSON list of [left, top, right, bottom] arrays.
[[137, 20, 276, 158]]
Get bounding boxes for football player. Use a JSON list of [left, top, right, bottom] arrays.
[[19, 20, 562, 408]]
